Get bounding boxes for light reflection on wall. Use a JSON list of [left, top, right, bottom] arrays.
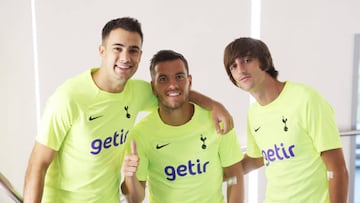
[[248, 0, 261, 203]]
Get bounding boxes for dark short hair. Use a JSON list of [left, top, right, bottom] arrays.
[[101, 17, 143, 44], [149, 50, 189, 79], [223, 37, 278, 86]]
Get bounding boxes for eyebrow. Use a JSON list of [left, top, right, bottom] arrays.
[[112, 43, 141, 50], [157, 72, 186, 77]]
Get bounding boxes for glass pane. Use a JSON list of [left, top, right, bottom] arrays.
[[356, 133, 360, 203], [355, 33, 360, 203], [356, 113, 360, 202]]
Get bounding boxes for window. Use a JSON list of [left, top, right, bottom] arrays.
[[354, 33, 360, 203]]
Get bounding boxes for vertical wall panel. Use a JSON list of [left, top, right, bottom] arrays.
[[0, 0, 36, 202], [261, 0, 360, 202]]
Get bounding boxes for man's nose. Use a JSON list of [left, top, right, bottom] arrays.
[[119, 51, 130, 62], [235, 58, 246, 72], [168, 78, 179, 88]]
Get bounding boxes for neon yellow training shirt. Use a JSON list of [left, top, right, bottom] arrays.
[[246, 81, 342, 203], [36, 68, 157, 203], [128, 104, 244, 203]]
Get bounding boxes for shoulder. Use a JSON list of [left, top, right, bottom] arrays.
[[285, 81, 333, 111], [124, 79, 152, 96], [190, 104, 213, 129], [286, 81, 320, 95], [284, 81, 326, 102], [49, 69, 95, 105], [192, 104, 212, 119], [126, 79, 151, 89]]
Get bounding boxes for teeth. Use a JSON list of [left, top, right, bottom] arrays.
[[168, 92, 180, 96], [116, 64, 130, 69]]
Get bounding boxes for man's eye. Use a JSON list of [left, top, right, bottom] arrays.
[[114, 47, 122, 52], [129, 49, 140, 54], [158, 76, 167, 82], [244, 58, 252, 63], [229, 64, 237, 70], [242, 56, 253, 64], [176, 74, 186, 80]]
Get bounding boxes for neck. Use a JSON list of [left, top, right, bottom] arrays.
[[158, 103, 194, 126], [92, 68, 126, 93], [251, 79, 285, 106]]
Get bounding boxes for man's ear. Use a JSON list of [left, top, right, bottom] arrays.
[[139, 49, 143, 61], [151, 81, 157, 96], [188, 74, 192, 89], [99, 45, 105, 56]]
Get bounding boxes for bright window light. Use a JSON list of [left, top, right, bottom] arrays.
[[249, 0, 261, 203], [31, 0, 40, 128], [251, 0, 261, 39]]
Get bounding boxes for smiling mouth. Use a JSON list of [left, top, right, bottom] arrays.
[[115, 64, 131, 69], [167, 92, 180, 97], [114, 65, 134, 74]]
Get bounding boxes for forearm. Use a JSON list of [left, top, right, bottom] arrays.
[[23, 167, 46, 203], [122, 177, 145, 203], [328, 169, 348, 203], [320, 148, 349, 203], [189, 90, 214, 110], [224, 162, 245, 203], [226, 176, 244, 203]]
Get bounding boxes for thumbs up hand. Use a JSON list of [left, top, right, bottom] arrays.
[[122, 140, 140, 177]]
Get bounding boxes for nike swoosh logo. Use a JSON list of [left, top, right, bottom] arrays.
[[254, 126, 261, 132], [156, 143, 170, 149], [89, 115, 103, 121]]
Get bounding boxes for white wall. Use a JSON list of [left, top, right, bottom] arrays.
[[0, 0, 37, 201], [1, 0, 360, 202], [261, 1, 360, 202]]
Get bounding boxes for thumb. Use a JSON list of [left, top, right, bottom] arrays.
[[131, 140, 137, 155]]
